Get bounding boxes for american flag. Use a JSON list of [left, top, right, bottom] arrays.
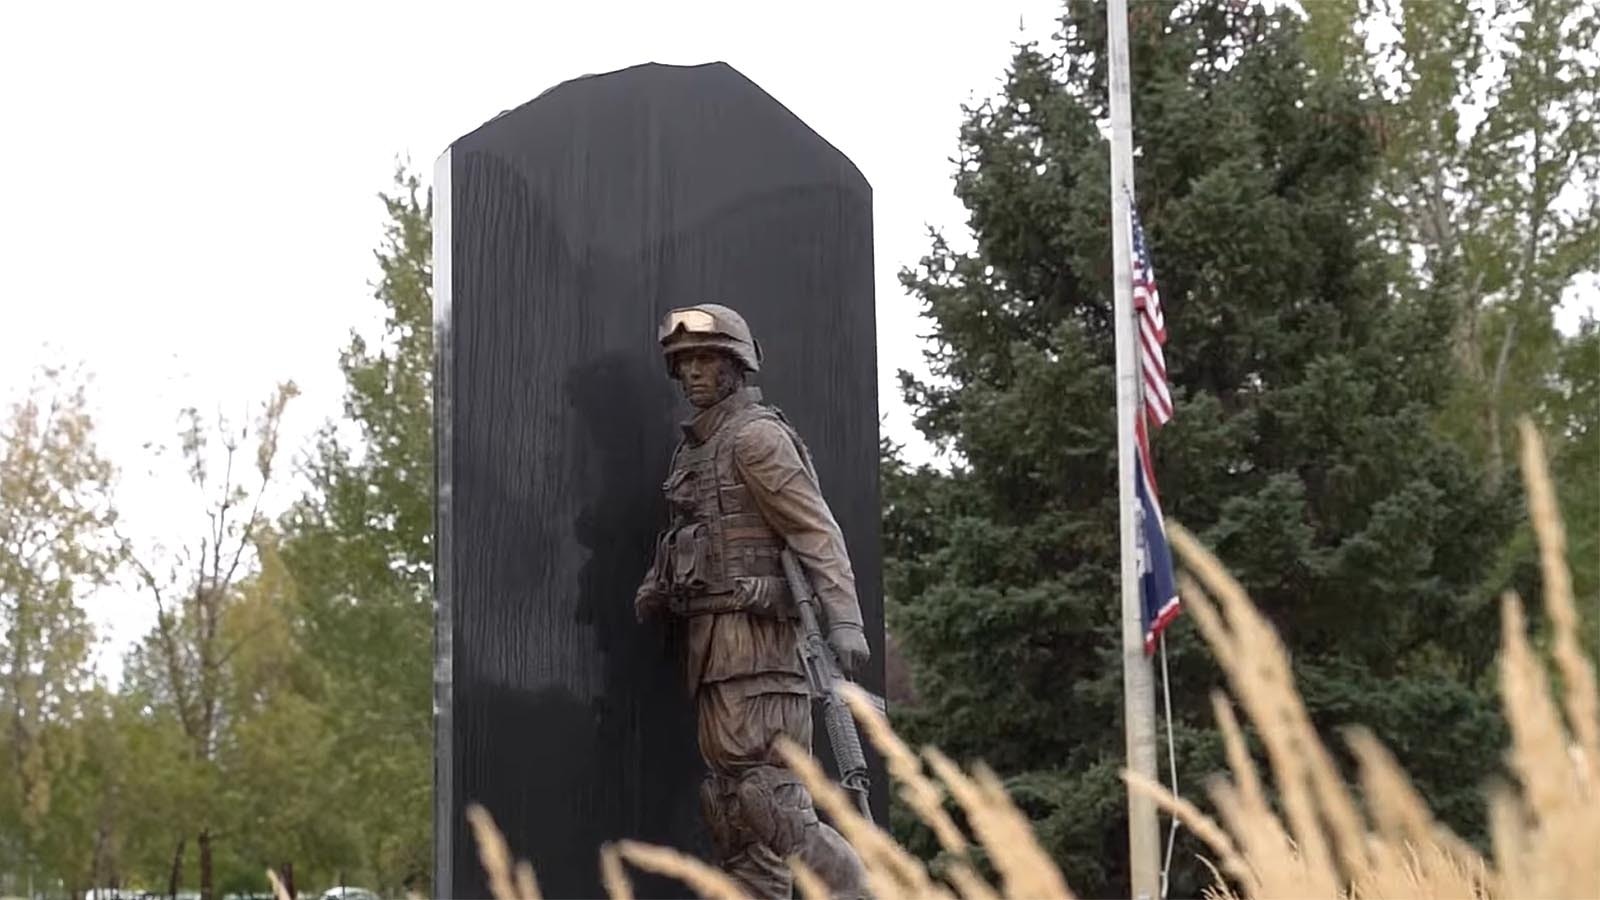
[[1130, 198, 1180, 652], [1132, 206, 1173, 427]]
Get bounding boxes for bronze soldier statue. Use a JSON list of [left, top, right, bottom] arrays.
[[634, 303, 871, 899]]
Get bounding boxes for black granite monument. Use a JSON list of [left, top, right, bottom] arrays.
[[432, 62, 884, 898]]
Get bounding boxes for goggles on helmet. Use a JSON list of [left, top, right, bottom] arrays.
[[659, 308, 722, 342]]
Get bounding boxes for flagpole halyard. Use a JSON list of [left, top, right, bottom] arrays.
[[1159, 634, 1183, 896], [1106, 0, 1163, 895]]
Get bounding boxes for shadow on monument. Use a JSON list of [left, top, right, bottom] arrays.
[[570, 351, 706, 898]]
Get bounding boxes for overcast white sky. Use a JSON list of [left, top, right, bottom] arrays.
[[1, 0, 1062, 672]]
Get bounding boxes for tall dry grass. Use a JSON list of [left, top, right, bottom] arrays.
[[1124, 420, 1597, 900], [336, 420, 1596, 899]]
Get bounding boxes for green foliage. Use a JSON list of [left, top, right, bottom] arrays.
[[1546, 322, 1599, 640], [1518, 318, 1600, 660], [884, 2, 1519, 895], [1309, 0, 1600, 661], [1329, 0, 1600, 481], [100, 684, 208, 890], [0, 166, 434, 900], [276, 164, 434, 895]]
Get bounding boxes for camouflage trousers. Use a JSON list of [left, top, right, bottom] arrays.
[[696, 680, 867, 899]]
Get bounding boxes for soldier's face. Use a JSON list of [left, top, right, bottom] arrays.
[[675, 349, 730, 409]]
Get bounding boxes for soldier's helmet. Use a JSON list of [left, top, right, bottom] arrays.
[[658, 304, 762, 375]]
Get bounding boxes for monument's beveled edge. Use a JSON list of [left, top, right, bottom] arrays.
[[429, 145, 456, 900]]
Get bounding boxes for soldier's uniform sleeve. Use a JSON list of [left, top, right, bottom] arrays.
[[732, 418, 865, 633]]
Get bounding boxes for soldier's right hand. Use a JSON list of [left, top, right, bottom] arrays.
[[828, 623, 871, 677]]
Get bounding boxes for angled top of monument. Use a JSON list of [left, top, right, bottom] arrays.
[[441, 60, 876, 259], [442, 62, 869, 226]]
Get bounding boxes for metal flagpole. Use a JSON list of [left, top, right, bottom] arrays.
[[1106, 0, 1162, 896]]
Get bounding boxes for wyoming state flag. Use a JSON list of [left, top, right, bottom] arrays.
[[1134, 416, 1179, 653]]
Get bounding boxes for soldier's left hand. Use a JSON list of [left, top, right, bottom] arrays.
[[634, 584, 666, 623], [828, 623, 870, 677]]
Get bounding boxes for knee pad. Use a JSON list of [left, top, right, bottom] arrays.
[[734, 765, 819, 858]]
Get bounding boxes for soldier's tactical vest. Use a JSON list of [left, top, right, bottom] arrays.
[[656, 403, 804, 618]]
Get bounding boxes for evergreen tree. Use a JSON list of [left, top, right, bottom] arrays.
[[883, 2, 1515, 894]]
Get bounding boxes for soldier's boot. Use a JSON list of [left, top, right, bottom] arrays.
[[795, 819, 868, 900]]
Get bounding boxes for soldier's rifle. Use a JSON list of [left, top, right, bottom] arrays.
[[779, 548, 879, 823]]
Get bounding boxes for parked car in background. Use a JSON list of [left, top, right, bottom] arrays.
[[318, 887, 381, 900]]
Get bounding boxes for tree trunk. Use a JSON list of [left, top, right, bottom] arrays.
[[1485, 316, 1520, 488], [92, 815, 111, 894], [280, 861, 296, 900], [167, 836, 186, 900], [198, 829, 215, 900]]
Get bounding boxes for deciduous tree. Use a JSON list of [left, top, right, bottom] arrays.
[[128, 383, 299, 900], [0, 365, 121, 890]]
